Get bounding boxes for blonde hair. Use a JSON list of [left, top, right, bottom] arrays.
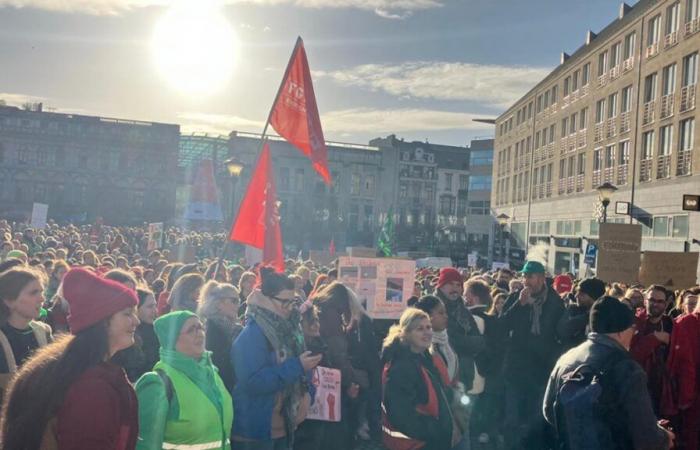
[[382, 308, 430, 350], [197, 280, 239, 320]]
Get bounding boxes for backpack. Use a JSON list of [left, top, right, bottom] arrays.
[[552, 352, 619, 450]]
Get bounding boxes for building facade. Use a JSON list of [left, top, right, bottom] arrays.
[[493, 0, 700, 276], [0, 105, 180, 224]]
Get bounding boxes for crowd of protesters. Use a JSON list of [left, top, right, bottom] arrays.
[[0, 218, 697, 449]]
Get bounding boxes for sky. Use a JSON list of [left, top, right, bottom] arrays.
[[0, 0, 639, 146]]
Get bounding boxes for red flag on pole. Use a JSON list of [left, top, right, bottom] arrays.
[[329, 238, 336, 257], [270, 37, 331, 185], [229, 144, 285, 272]]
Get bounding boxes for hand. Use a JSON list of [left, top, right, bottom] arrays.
[[659, 420, 675, 448], [519, 288, 532, 305], [654, 331, 671, 345], [299, 351, 322, 371], [347, 382, 360, 399]]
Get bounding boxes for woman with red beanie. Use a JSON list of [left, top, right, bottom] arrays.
[[0, 267, 140, 450]]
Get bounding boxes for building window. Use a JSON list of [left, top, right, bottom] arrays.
[[577, 153, 585, 175], [399, 182, 408, 199], [624, 32, 636, 59], [551, 85, 558, 104], [688, 0, 700, 21], [662, 63, 677, 96], [570, 113, 578, 134], [619, 140, 630, 165], [648, 15, 661, 46], [561, 117, 569, 136], [593, 149, 602, 171], [580, 107, 588, 129], [364, 175, 375, 195], [605, 145, 615, 168], [659, 125, 674, 156], [470, 150, 493, 166], [559, 159, 566, 180], [608, 93, 618, 118], [572, 70, 579, 91], [595, 99, 606, 123], [468, 175, 492, 190], [563, 77, 570, 97], [459, 175, 468, 190], [667, 2, 681, 34], [680, 118, 695, 151], [439, 195, 455, 215], [682, 52, 698, 86], [598, 50, 608, 76], [621, 85, 633, 112], [295, 168, 305, 192], [673, 215, 689, 238], [582, 63, 590, 85], [444, 173, 453, 191], [549, 124, 555, 143], [567, 156, 575, 177], [642, 131, 655, 159], [644, 73, 658, 102], [653, 216, 669, 237], [611, 42, 621, 68]]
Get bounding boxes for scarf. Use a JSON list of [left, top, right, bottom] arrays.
[[246, 304, 306, 441], [432, 330, 458, 382], [530, 288, 547, 336], [438, 290, 473, 334]]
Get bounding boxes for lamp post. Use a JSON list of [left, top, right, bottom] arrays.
[[223, 157, 244, 225], [596, 182, 618, 223], [496, 213, 510, 264]]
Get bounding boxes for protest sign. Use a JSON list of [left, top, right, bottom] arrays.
[[491, 261, 510, 271], [416, 257, 452, 269], [338, 256, 415, 319], [467, 254, 477, 268], [639, 251, 699, 289], [30, 203, 48, 229], [596, 223, 641, 284], [306, 366, 342, 422], [147, 222, 164, 251], [167, 244, 197, 263]]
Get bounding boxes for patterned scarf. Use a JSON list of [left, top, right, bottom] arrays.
[[530, 289, 547, 336], [246, 304, 306, 441]]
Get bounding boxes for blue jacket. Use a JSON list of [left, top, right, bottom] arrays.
[[230, 318, 306, 440]]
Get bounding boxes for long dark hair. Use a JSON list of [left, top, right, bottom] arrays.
[[258, 266, 294, 298], [0, 321, 110, 449]]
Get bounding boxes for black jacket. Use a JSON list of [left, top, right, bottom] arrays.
[[543, 334, 670, 450], [112, 323, 159, 382], [556, 303, 590, 350], [382, 341, 453, 450], [205, 318, 242, 394]]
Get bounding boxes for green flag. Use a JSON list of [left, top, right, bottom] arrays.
[[377, 211, 394, 257]]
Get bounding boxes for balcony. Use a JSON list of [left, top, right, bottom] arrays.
[[606, 117, 617, 139], [619, 111, 631, 134], [660, 94, 675, 119], [562, 96, 570, 109], [617, 164, 628, 185], [623, 57, 635, 73], [645, 42, 660, 59], [537, 184, 545, 199], [570, 90, 579, 103], [567, 176, 575, 194], [594, 123, 604, 142], [656, 154, 671, 179], [576, 173, 584, 192], [592, 170, 601, 187], [664, 31, 679, 48], [643, 100, 656, 126], [680, 84, 697, 112], [685, 18, 700, 36], [677, 150, 692, 176], [578, 131, 587, 148], [559, 138, 568, 156], [580, 84, 590, 98], [610, 66, 621, 80], [558, 178, 566, 195], [603, 166, 614, 183], [640, 158, 653, 182], [597, 73, 608, 88], [546, 182, 552, 198]]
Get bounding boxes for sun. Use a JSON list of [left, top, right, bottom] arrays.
[[151, 3, 238, 96]]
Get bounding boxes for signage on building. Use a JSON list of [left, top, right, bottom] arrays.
[[682, 194, 700, 211], [615, 201, 630, 215], [596, 223, 642, 284], [584, 243, 598, 266], [553, 238, 582, 248], [639, 251, 699, 289]]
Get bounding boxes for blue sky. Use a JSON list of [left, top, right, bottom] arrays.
[[0, 0, 638, 146]]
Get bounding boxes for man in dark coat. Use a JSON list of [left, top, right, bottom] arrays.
[[556, 277, 606, 350], [544, 296, 673, 450], [500, 261, 564, 450]]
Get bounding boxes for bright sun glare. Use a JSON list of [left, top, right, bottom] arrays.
[[151, 2, 238, 96]]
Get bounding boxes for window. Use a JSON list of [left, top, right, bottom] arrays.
[[459, 174, 469, 190], [551, 85, 558, 104], [682, 52, 698, 86], [559, 159, 566, 179], [549, 124, 555, 143], [642, 131, 655, 159], [350, 173, 360, 195], [468, 175, 491, 190], [528, 102, 533, 119], [605, 145, 615, 167], [672, 215, 689, 238], [680, 118, 695, 151], [662, 63, 677, 95], [611, 42, 622, 68], [667, 2, 681, 34], [619, 140, 630, 165], [444, 173, 453, 191], [608, 93, 618, 118], [593, 149, 602, 171], [621, 85, 633, 112], [535, 131, 541, 148], [580, 107, 588, 129], [582, 63, 590, 85], [688, 0, 700, 21], [572, 70, 580, 91], [659, 125, 673, 155], [595, 99, 606, 123], [439, 195, 455, 215], [536, 95, 543, 113], [653, 216, 669, 237], [570, 113, 577, 134], [644, 73, 658, 102], [568, 156, 575, 177], [364, 175, 375, 195], [598, 50, 608, 76], [561, 117, 568, 136], [648, 15, 661, 45], [577, 153, 586, 175], [563, 77, 570, 97], [544, 90, 550, 108], [470, 150, 493, 166], [624, 32, 636, 59]]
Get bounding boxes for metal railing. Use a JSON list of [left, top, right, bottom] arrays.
[[576, 174, 584, 192], [664, 31, 678, 48], [558, 178, 566, 195], [617, 164, 628, 185], [567, 176, 575, 194], [603, 166, 615, 183], [643, 100, 656, 126], [645, 42, 660, 59], [660, 94, 675, 118], [677, 150, 692, 176], [578, 130, 587, 148], [656, 154, 671, 179], [594, 123, 604, 142], [685, 18, 700, 36], [623, 57, 635, 73], [640, 158, 653, 182], [598, 73, 608, 88], [606, 117, 617, 138], [592, 170, 601, 187], [619, 111, 631, 133], [610, 66, 621, 80], [680, 84, 696, 112]]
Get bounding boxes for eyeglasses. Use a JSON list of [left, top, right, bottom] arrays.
[[181, 322, 205, 335]]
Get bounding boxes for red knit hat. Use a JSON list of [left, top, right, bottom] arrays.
[[437, 267, 462, 289], [553, 274, 573, 295], [62, 268, 138, 334]]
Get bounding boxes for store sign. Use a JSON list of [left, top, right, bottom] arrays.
[[683, 195, 700, 211]]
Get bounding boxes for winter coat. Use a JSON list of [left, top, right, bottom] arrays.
[[205, 317, 242, 394], [318, 300, 366, 389], [501, 286, 565, 387], [381, 341, 453, 450], [556, 303, 590, 350], [543, 333, 670, 450], [630, 312, 674, 414], [56, 362, 138, 450], [664, 312, 700, 413], [112, 323, 160, 383], [436, 290, 486, 391]]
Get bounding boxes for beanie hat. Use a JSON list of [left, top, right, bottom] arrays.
[[579, 278, 607, 301], [437, 268, 462, 289], [553, 275, 573, 295], [521, 261, 545, 274], [589, 296, 634, 334], [5, 250, 27, 262], [62, 268, 138, 334], [154, 310, 198, 351]]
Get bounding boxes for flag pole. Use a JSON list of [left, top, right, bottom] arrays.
[[216, 37, 304, 274]]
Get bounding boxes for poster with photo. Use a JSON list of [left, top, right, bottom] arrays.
[[337, 256, 416, 319]]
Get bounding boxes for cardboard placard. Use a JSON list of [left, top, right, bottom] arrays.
[[30, 203, 48, 229], [596, 223, 641, 284], [306, 366, 342, 422], [337, 256, 416, 319], [147, 222, 164, 252], [491, 261, 510, 271], [639, 251, 700, 289]]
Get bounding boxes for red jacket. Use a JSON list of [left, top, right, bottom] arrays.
[[56, 362, 138, 450], [663, 313, 700, 414]]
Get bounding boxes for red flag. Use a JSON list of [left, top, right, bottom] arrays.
[[329, 238, 336, 257], [229, 144, 285, 272], [270, 37, 331, 185]]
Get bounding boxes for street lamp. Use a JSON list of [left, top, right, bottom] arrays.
[[496, 213, 510, 264], [223, 157, 244, 225], [596, 182, 618, 223]]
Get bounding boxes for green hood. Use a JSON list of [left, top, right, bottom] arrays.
[[154, 310, 197, 350]]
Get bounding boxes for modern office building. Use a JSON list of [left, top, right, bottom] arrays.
[[492, 0, 700, 276], [0, 104, 180, 224]]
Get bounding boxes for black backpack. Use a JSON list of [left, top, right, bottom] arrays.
[[552, 352, 619, 450]]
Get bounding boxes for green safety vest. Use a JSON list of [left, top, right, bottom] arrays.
[[155, 362, 233, 450]]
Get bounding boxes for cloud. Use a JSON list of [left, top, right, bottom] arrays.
[[316, 62, 551, 108], [178, 107, 492, 138], [0, 0, 444, 17]]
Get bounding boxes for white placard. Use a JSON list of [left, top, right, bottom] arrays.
[[30, 203, 48, 229], [306, 366, 341, 422], [147, 222, 164, 251]]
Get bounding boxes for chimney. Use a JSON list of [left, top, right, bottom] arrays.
[[619, 3, 632, 19], [586, 30, 597, 45], [560, 52, 570, 64]]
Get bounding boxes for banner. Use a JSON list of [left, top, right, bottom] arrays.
[[416, 257, 453, 269], [337, 256, 415, 319], [30, 203, 48, 229], [596, 223, 641, 284], [491, 261, 510, 271], [306, 366, 341, 422], [147, 222, 164, 252], [639, 251, 699, 289]]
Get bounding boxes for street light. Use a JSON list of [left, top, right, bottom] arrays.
[[496, 213, 510, 264], [497, 213, 510, 226], [596, 182, 618, 223], [223, 157, 244, 225]]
